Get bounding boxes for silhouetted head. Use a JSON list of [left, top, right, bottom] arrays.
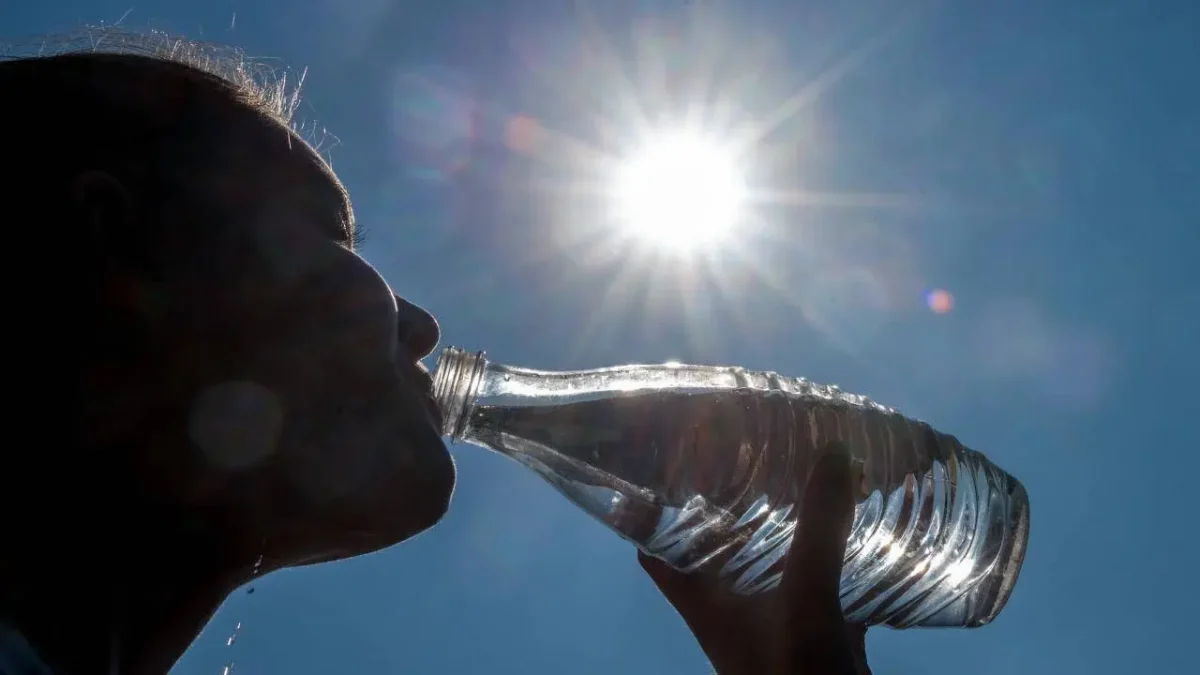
[[0, 32, 454, 674]]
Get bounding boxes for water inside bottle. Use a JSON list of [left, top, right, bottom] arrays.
[[464, 387, 1028, 627]]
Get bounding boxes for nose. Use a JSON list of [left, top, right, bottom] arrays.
[[395, 295, 440, 360]]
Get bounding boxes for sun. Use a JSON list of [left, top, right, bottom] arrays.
[[613, 132, 746, 252]]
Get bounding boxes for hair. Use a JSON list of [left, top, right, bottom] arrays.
[[0, 25, 350, 249], [0, 26, 305, 126], [0, 26, 331, 186]]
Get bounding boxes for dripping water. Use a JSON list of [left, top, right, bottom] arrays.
[[220, 551, 265, 674]]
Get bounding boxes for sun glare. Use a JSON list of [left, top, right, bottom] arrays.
[[613, 132, 745, 252]]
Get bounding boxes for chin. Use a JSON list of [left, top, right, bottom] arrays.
[[402, 435, 457, 536], [299, 443, 456, 565]]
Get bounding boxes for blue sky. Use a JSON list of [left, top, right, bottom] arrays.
[[6, 0, 1198, 673]]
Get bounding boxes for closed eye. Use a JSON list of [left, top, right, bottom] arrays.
[[336, 204, 366, 250], [348, 222, 367, 249]]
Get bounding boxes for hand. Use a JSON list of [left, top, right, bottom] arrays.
[[640, 443, 871, 674]]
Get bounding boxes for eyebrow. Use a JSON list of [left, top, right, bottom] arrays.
[[333, 183, 357, 247], [297, 145, 358, 248]]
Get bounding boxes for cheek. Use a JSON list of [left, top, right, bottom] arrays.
[[275, 373, 424, 504], [272, 245, 399, 362], [199, 251, 399, 381], [179, 371, 396, 503]]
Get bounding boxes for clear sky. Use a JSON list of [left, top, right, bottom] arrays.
[[5, 0, 1198, 673]]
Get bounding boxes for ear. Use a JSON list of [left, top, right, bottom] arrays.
[[71, 170, 161, 281]]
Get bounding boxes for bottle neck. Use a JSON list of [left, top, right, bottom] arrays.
[[431, 346, 489, 440]]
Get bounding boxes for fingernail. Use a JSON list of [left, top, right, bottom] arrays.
[[806, 441, 854, 500]]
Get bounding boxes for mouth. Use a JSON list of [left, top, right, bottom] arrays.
[[410, 365, 444, 435]]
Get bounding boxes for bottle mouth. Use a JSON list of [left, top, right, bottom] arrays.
[[431, 346, 487, 440]]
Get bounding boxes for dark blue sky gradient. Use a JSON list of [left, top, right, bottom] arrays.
[[5, 1, 1197, 673]]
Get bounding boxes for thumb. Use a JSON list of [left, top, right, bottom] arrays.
[[784, 441, 856, 599], [775, 441, 859, 673]]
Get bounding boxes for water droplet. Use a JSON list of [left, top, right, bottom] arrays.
[[219, 549, 265, 673], [225, 622, 242, 646]]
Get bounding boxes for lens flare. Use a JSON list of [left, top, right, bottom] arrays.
[[926, 288, 955, 314]]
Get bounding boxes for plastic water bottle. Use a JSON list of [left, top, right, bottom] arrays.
[[432, 347, 1030, 628]]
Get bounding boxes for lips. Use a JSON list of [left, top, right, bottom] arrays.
[[409, 365, 444, 435]]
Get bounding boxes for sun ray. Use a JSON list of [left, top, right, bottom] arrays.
[[734, 37, 880, 150], [749, 188, 933, 211], [566, 258, 653, 360], [733, 6, 930, 149], [688, 237, 766, 348], [676, 270, 724, 357], [573, 0, 652, 135]]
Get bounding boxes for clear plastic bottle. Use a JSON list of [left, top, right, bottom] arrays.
[[432, 347, 1030, 629]]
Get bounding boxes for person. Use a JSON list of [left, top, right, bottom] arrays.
[[0, 32, 870, 675]]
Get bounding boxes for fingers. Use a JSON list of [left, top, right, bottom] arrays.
[[776, 441, 861, 674], [784, 441, 856, 599], [638, 552, 710, 621], [637, 552, 679, 594]]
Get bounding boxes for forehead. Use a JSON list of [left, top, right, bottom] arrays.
[[283, 134, 356, 246], [96, 55, 358, 247], [215, 113, 357, 247]]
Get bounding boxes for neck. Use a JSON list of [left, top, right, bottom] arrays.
[[2, 508, 252, 675]]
